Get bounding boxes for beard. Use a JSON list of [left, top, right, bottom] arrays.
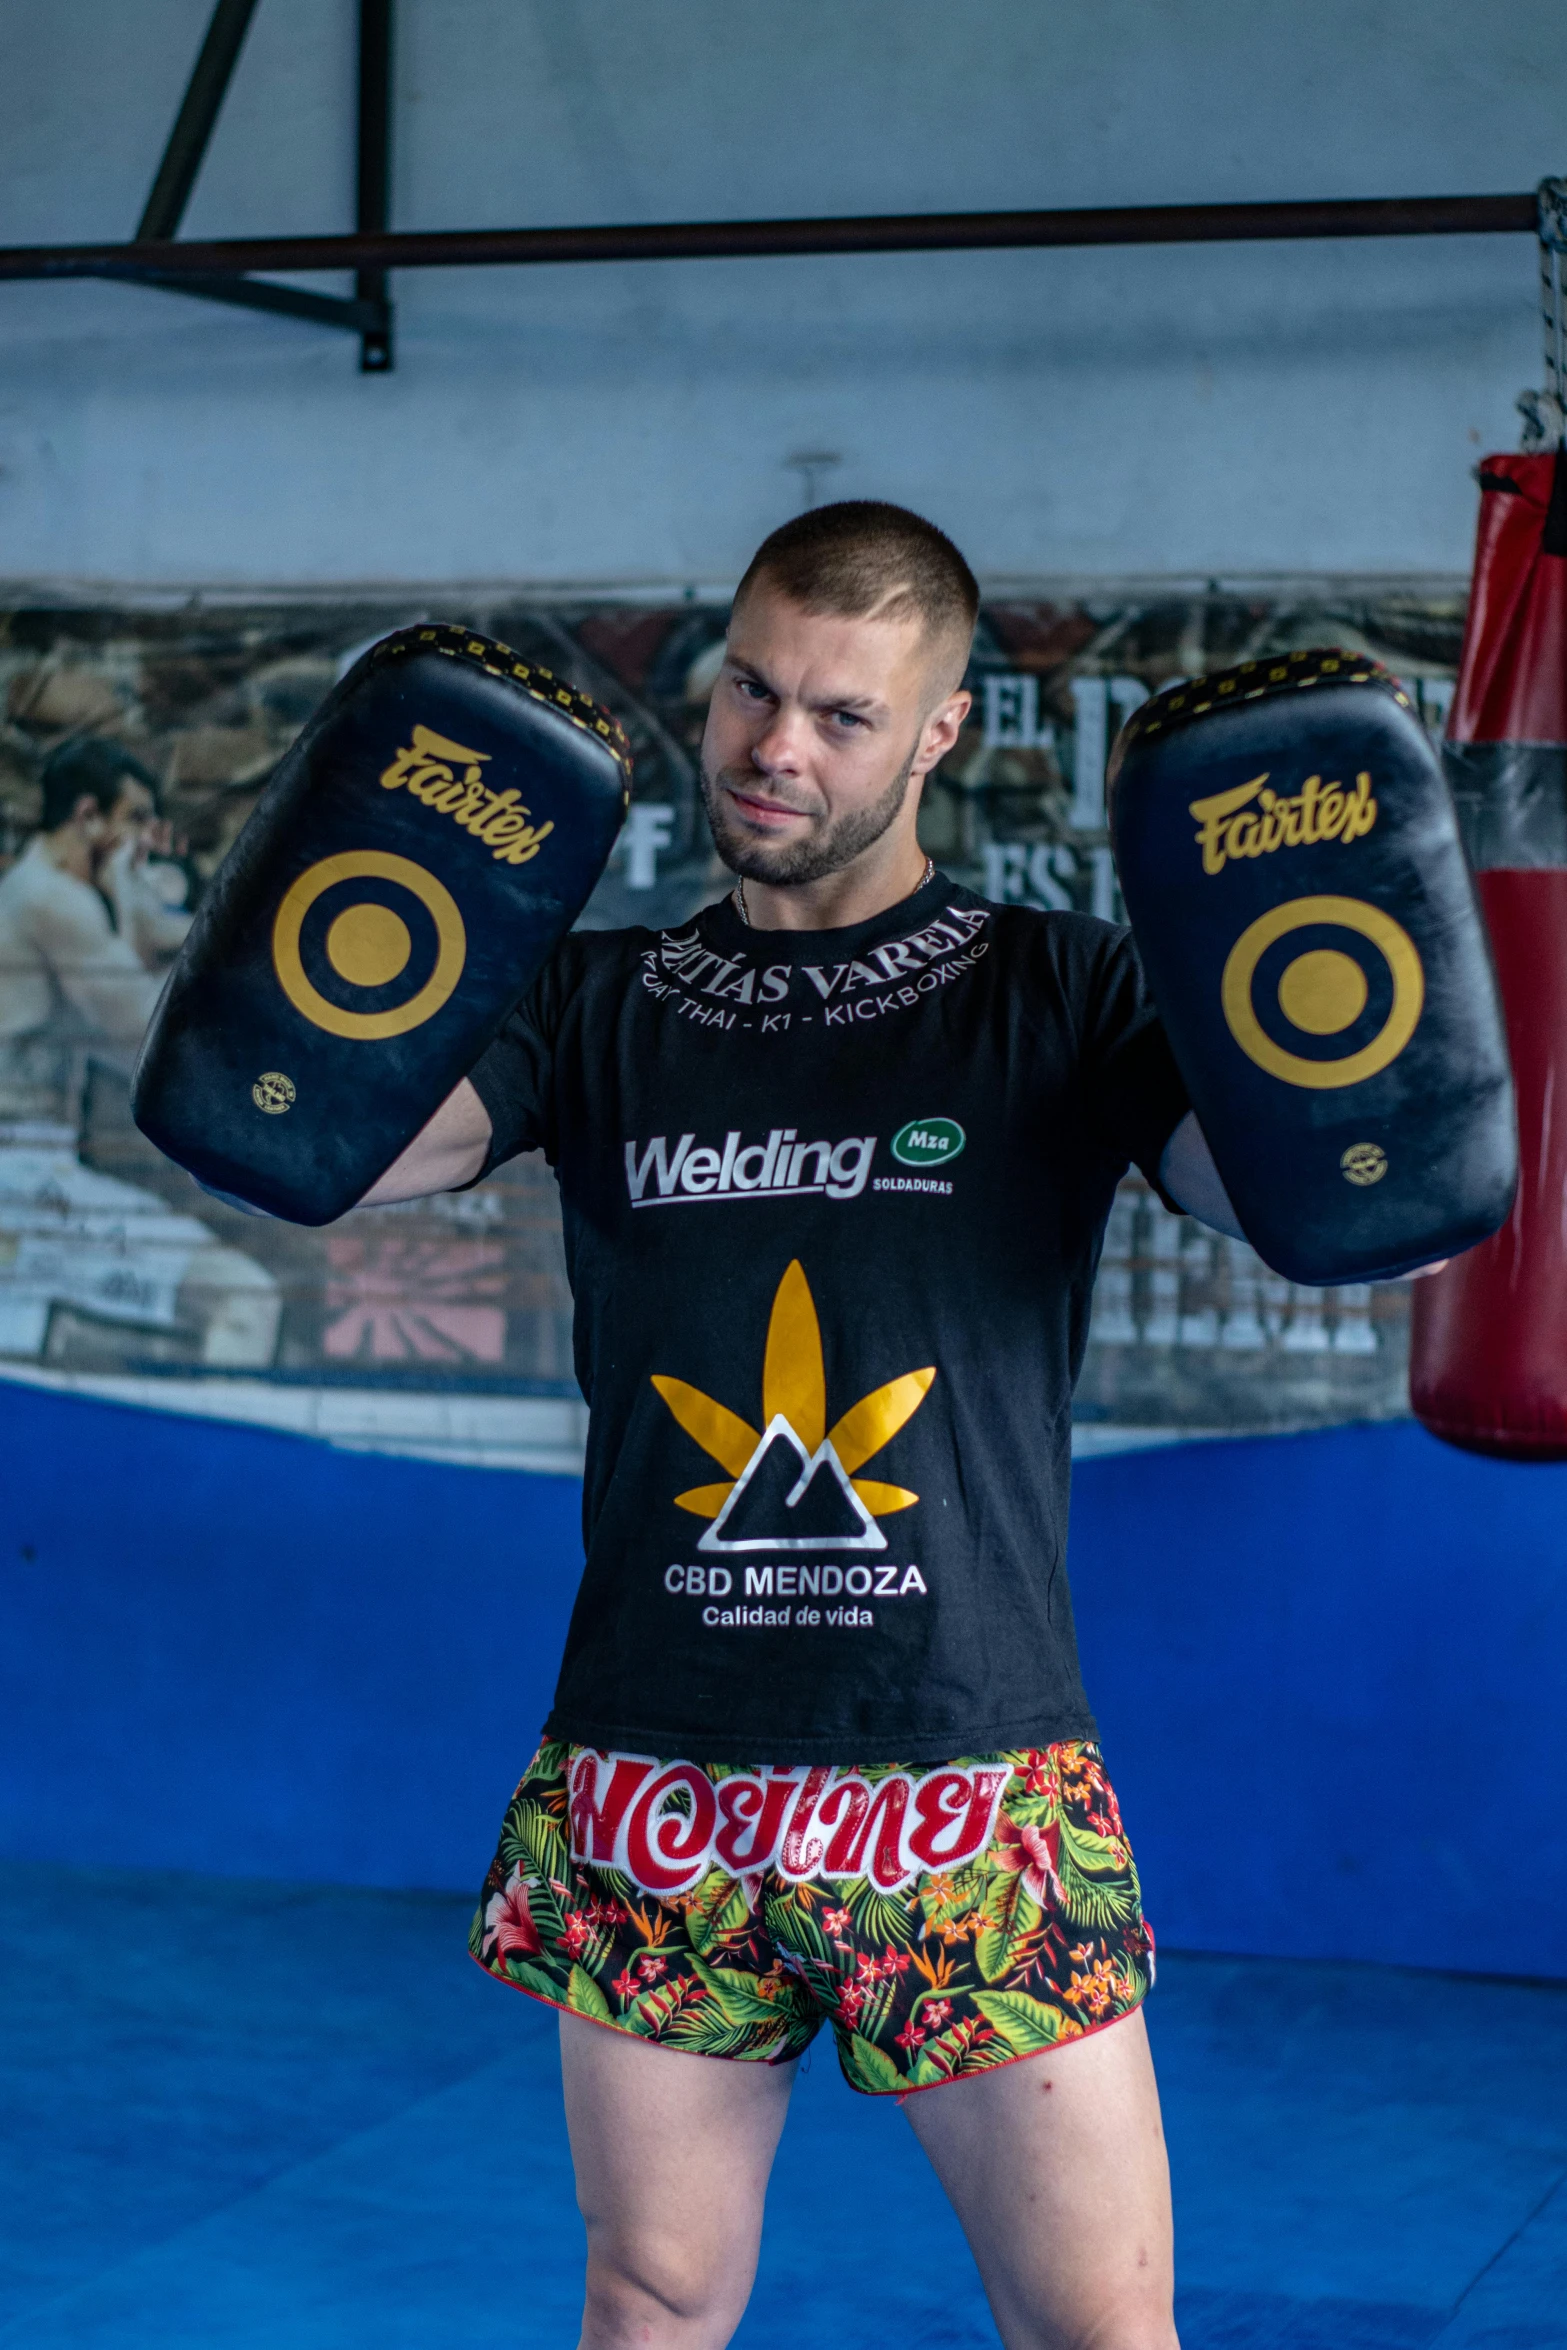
[[701, 744, 918, 887]]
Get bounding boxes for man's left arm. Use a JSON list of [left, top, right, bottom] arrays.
[[1078, 933, 1274, 1244], [1158, 1110, 1244, 1238], [1081, 937, 1444, 1269], [1159, 1108, 1447, 1276]]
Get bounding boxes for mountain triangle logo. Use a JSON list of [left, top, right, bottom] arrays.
[[652, 1261, 934, 1555]]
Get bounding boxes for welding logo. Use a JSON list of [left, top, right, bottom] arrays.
[[652, 1261, 933, 1553], [625, 1128, 875, 1205]]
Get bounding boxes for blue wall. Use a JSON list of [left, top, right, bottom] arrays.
[[1, 1381, 1563, 1978], [0, 1383, 580, 1895], [1069, 1423, 1567, 1981]]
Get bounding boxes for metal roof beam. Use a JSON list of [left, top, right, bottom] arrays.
[[355, 0, 394, 369], [135, 0, 263, 243], [0, 191, 1537, 286], [118, 0, 389, 349], [117, 270, 387, 332]]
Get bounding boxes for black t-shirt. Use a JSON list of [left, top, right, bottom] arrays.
[[469, 873, 1187, 1765]]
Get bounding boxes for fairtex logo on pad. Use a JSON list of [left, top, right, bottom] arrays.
[[568, 1749, 1011, 1896], [625, 1129, 875, 1205], [1189, 770, 1377, 876], [378, 724, 556, 867]]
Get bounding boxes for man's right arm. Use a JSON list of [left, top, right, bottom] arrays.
[[358, 1076, 494, 1206], [32, 872, 166, 1049]]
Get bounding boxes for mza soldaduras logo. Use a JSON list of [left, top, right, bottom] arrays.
[[891, 1116, 965, 1168], [653, 1261, 932, 1623]]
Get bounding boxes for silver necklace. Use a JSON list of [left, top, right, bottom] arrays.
[[733, 855, 934, 928]]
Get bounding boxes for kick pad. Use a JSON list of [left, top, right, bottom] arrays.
[[1110, 647, 1516, 1284], [133, 624, 630, 1223]]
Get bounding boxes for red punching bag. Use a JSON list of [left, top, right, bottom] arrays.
[[1410, 449, 1567, 1457]]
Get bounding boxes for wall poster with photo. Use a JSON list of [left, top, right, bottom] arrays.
[[0, 582, 1465, 1464]]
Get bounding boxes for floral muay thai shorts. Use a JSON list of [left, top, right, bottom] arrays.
[[469, 1737, 1153, 2096]]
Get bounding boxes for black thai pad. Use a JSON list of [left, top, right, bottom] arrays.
[[1110, 648, 1516, 1284], [132, 625, 630, 1223]]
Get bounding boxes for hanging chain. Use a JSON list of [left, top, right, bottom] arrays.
[[1519, 177, 1567, 451]]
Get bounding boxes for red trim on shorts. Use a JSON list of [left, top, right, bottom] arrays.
[[471, 1950, 1148, 2093], [468, 1950, 803, 2064], [890, 1984, 1149, 2101]]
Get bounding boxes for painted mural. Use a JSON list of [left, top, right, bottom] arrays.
[[0, 586, 1466, 1452]]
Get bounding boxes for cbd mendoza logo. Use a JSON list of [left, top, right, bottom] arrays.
[[891, 1116, 965, 1169], [653, 1260, 932, 1554]]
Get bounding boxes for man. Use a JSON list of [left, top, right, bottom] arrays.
[[0, 737, 281, 1366], [366, 504, 1238, 2349], [0, 736, 187, 1116]]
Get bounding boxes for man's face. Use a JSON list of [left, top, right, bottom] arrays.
[[106, 779, 156, 848], [81, 778, 156, 868], [700, 579, 969, 887]]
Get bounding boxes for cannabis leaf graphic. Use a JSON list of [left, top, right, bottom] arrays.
[[651, 1260, 933, 1525]]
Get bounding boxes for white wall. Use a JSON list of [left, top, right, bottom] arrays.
[[0, 0, 1558, 589]]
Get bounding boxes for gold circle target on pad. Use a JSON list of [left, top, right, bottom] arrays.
[[1220, 895, 1424, 1090], [271, 850, 466, 1040]]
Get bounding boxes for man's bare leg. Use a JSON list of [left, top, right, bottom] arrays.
[[560, 2012, 797, 2350], [902, 2006, 1178, 2350]]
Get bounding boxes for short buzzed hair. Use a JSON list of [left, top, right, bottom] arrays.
[[736, 501, 979, 685]]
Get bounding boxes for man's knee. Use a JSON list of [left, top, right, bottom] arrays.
[[989, 2250, 1175, 2350], [580, 2227, 750, 2348], [1061, 2289, 1179, 2350]]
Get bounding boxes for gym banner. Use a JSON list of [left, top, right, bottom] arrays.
[[0, 585, 1464, 1464]]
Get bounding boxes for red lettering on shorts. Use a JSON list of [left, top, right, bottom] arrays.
[[573, 1751, 1017, 1896], [821, 1774, 910, 1891], [714, 1773, 799, 1873], [812, 1776, 867, 1870], [779, 1766, 832, 1875], [624, 1764, 720, 1896], [569, 1752, 654, 1863], [904, 1767, 1012, 1870]]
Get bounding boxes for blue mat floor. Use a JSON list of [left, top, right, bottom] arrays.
[[0, 1862, 1563, 2348]]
